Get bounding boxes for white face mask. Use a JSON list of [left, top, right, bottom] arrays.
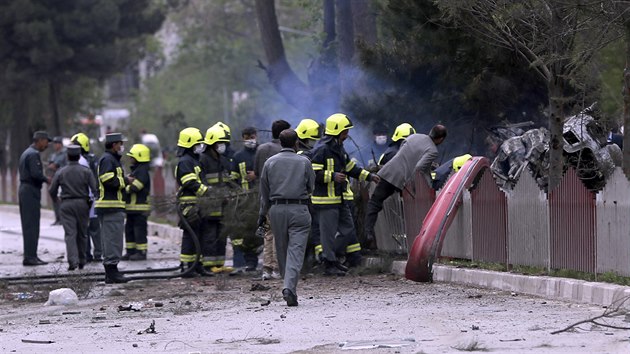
[[193, 144, 206, 155], [244, 139, 257, 149], [375, 135, 387, 145], [215, 143, 226, 155], [117, 145, 125, 155]]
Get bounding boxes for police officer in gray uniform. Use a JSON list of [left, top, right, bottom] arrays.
[[259, 129, 314, 307], [19, 131, 51, 266], [49, 145, 99, 270]]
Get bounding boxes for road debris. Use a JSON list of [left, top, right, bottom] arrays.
[[38, 319, 51, 325], [250, 283, 270, 291], [261, 300, 271, 306], [338, 338, 415, 350], [137, 320, 157, 335], [21, 339, 55, 344], [62, 311, 81, 315], [45, 288, 78, 306], [118, 303, 142, 312]]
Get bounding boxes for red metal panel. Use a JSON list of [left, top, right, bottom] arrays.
[[402, 171, 435, 250], [470, 169, 508, 264], [549, 169, 596, 273]]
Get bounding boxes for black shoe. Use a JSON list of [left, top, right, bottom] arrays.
[[282, 288, 298, 307], [23, 258, 47, 266], [333, 261, 349, 272], [324, 261, 346, 276], [129, 252, 147, 261], [92, 256, 103, 262], [104, 264, 128, 284], [197, 265, 215, 277], [78, 263, 85, 270], [68, 264, 77, 271], [180, 262, 199, 278], [121, 253, 132, 261]]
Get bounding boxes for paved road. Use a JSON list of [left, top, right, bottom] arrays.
[[1, 206, 630, 353]]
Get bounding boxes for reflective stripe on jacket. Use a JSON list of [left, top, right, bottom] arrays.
[[310, 137, 372, 206], [125, 162, 151, 212], [175, 152, 207, 204], [95, 151, 126, 211]]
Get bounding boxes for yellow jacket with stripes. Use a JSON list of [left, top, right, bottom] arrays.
[[175, 152, 208, 204], [95, 151, 127, 212], [310, 136, 373, 206]]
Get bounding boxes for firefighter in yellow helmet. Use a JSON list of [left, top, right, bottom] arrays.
[[199, 125, 234, 274], [432, 154, 472, 190], [121, 144, 151, 261], [310, 113, 380, 275], [296, 118, 321, 157], [378, 123, 415, 166], [212, 121, 235, 161], [175, 127, 209, 277]]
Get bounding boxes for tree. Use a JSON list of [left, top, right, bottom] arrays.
[[436, 0, 625, 189], [0, 0, 165, 135]]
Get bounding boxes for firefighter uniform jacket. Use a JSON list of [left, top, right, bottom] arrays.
[[230, 147, 256, 190], [199, 150, 233, 218], [125, 162, 151, 213], [175, 151, 208, 204], [310, 136, 373, 206], [378, 140, 403, 166], [95, 151, 127, 213]]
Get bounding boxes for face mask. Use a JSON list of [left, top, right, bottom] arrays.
[[244, 139, 257, 149], [117, 145, 125, 155], [375, 135, 387, 145], [215, 143, 226, 155], [193, 144, 206, 155]]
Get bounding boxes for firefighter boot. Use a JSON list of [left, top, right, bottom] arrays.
[[345, 251, 362, 268], [324, 260, 346, 276], [104, 264, 128, 284], [129, 251, 147, 261], [121, 249, 136, 261], [198, 264, 215, 277]]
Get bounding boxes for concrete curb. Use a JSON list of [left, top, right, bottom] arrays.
[[392, 260, 630, 309], [147, 221, 183, 245]]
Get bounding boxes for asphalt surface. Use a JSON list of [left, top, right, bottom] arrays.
[[1, 206, 630, 353]]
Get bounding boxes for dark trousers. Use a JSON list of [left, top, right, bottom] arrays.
[[19, 184, 41, 260], [179, 207, 202, 264], [200, 219, 225, 267], [99, 211, 125, 265], [86, 217, 102, 259], [60, 199, 89, 266], [316, 204, 356, 263], [364, 179, 400, 236], [125, 212, 148, 253]]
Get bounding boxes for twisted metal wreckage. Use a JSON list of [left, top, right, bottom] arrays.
[[489, 105, 622, 192]]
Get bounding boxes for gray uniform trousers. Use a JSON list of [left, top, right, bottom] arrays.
[[99, 211, 125, 265], [60, 199, 90, 265], [19, 184, 42, 259], [269, 204, 311, 294], [316, 204, 355, 262]]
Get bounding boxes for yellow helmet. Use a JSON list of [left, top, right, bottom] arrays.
[[213, 121, 231, 141], [126, 144, 151, 163], [325, 113, 353, 136], [296, 118, 321, 140], [71, 132, 90, 152], [177, 127, 204, 148], [204, 125, 230, 146], [452, 154, 472, 172], [392, 123, 415, 142]]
